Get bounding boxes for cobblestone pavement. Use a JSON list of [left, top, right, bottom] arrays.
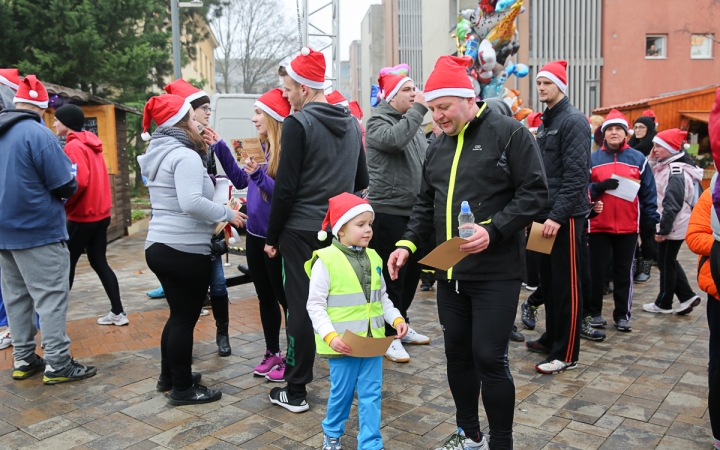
[[0, 232, 713, 449]]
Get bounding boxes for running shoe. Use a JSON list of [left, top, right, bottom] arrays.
[[12, 354, 44, 380], [254, 350, 283, 376], [675, 296, 701, 315], [269, 386, 309, 413], [642, 303, 673, 314], [0, 329, 11, 350], [43, 359, 97, 384], [146, 286, 165, 298], [535, 359, 578, 374], [97, 311, 129, 326]]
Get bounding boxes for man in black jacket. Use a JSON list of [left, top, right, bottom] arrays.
[[264, 48, 368, 413], [524, 60, 591, 375], [389, 55, 548, 450]]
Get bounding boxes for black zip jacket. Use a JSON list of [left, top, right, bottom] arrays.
[[535, 96, 591, 223], [400, 103, 548, 281]]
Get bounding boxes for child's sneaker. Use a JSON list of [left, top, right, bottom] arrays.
[[0, 329, 12, 350], [323, 434, 342, 450], [265, 359, 285, 382], [97, 311, 129, 326], [253, 350, 283, 376]]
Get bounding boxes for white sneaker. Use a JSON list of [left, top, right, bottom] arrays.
[[436, 428, 488, 450], [0, 329, 12, 350], [642, 303, 673, 314], [97, 312, 129, 326], [385, 339, 410, 363], [675, 296, 701, 315], [525, 285, 538, 291], [401, 326, 430, 345], [200, 309, 210, 316]]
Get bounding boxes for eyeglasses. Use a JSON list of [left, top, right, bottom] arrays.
[[633, 124, 647, 130], [200, 106, 211, 113]]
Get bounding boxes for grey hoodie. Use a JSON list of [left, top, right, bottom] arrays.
[[365, 99, 428, 216], [138, 135, 234, 254]]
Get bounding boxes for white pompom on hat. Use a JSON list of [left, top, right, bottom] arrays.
[[13, 74, 49, 108], [286, 47, 326, 90], [141, 94, 191, 141], [318, 193, 374, 241], [653, 128, 690, 155]]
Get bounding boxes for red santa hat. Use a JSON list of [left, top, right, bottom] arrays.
[[526, 112, 542, 132], [0, 68, 20, 90], [710, 87, 720, 168], [141, 94, 191, 141], [601, 109, 629, 133], [13, 75, 48, 109], [536, 60, 568, 95], [317, 193, 374, 241], [379, 73, 413, 102], [653, 128, 690, 155], [424, 56, 475, 102], [164, 79, 208, 104], [348, 101, 363, 120], [326, 90, 349, 106], [254, 88, 291, 122], [286, 47, 326, 90], [642, 109, 656, 118]]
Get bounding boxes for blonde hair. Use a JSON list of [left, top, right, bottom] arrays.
[[258, 110, 283, 201]]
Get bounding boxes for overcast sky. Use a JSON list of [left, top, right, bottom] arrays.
[[281, 0, 381, 60]]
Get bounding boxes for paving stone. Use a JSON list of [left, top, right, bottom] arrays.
[[85, 422, 162, 450], [213, 415, 283, 446], [149, 418, 221, 449], [606, 395, 660, 421], [22, 416, 79, 440], [551, 428, 603, 450], [34, 427, 100, 450]]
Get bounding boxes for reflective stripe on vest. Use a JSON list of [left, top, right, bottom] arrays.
[[304, 245, 386, 355]]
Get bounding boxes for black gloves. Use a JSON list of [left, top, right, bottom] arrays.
[[596, 178, 620, 192]]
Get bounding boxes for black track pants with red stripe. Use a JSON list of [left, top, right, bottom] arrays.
[[537, 217, 583, 363]]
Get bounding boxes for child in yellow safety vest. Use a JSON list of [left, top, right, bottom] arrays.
[[306, 193, 408, 450]]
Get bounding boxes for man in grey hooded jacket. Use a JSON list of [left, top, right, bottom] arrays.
[[366, 72, 430, 362]]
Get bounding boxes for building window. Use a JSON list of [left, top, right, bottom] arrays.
[[691, 34, 714, 59], [645, 35, 666, 58]]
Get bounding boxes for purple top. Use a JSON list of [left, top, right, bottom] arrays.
[[213, 139, 275, 238]]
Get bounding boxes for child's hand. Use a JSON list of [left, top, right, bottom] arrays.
[[329, 336, 352, 355], [396, 322, 408, 339], [593, 201, 603, 213]]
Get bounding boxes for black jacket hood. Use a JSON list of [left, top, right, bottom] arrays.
[[0, 109, 41, 137], [299, 102, 355, 137]]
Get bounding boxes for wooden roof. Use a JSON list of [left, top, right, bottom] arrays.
[[592, 85, 719, 115], [43, 82, 142, 115]]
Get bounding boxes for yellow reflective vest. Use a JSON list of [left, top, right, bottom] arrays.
[[304, 245, 386, 355]]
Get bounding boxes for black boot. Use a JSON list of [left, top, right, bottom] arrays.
[[211, 294, 231, 356], [634, 259, 652, 283]]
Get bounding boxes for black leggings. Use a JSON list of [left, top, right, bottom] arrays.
[[246, 233, 287, 354], [437, 279, 520, 450], [654, 239, 695, 309], [67, 217, 123, 314], [589, 233, 637, 323], [146, 243, 211, 392], [707, 242, 720, 440]]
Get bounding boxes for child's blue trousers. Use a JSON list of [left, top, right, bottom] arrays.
[[323, 355, 383, 450]]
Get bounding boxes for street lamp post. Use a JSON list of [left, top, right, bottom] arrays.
[[171, 0, 204, 80]]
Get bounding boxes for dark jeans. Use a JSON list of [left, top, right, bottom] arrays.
[[67, 217, 123, 314], [589, 233, 637, 323], [279, 228, 331, 393], [654, 239, 695, 310], [636, 224, 657, 261], [246, 233, 287, 354], [525, 250, 541, 288], [437, 279, 520, 450], [537, 218, 583, 363], [369, 213, 422, 336], [146, 243, 211, 392]]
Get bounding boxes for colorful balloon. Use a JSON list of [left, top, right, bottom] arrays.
[[379, 64, 410, 77], [495, 0, 517, 12]]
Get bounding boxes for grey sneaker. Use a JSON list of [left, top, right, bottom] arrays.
[[520, 300, 537, 330], [588, 316, 607, 328], [580, 317, 606, 341], [323, 434, 341, 450], [615, 319, 632, 332], [43, 359, 97, 384]]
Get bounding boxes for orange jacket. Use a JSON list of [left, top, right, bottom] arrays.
[[685, 188, 718, 299]]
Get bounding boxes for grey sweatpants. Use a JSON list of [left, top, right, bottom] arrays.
[[0, 242, 72, 368]]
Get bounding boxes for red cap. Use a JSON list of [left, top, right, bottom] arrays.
[[254, 88, 291, 122], [13, 75, 48, 109], [348, 101, 363, 120], [536, 60, 568, 94], [424, 56, 475, 102], [378, 73, 413, 102], [642, 109, 656, 118], [141, 94, 191, 141], [710, 88, 720, 167], [326, 90, 349, 106], [526, 112, 542, 131], [0, 68, 20, 90], [318, 193, 374, 241], [601, 109, 629, 133], [164, 79, 208, 104], [286, 47, 326, 89], [653, 128, 690, 154]]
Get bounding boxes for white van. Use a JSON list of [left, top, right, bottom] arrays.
[[208, 93, 260, 196]]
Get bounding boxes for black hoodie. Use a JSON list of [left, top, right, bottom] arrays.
[[266, 102, 368, 245], [628, 116, 657, 157]]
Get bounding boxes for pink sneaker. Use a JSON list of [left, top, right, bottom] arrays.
[[265, 359, 285, 382], [253, 350, 282, 376]]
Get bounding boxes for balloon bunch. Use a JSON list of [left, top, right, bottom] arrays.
[[371, 64, 410, 108], [454, 0, 531, 119]]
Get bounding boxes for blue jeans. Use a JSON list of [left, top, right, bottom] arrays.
[[209, 256, 227, 297], [323, 356, 383, 450]]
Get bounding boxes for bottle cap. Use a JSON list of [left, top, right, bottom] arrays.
[[461, 201, 470, 213]]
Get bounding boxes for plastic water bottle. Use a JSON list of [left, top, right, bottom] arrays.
[[458, 201, 475, 239]]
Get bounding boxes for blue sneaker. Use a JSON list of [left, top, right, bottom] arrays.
[[323, 434, 341, 450], [147, 286, 165, 298]]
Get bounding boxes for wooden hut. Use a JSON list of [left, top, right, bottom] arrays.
[[41, 83, 141, 241]]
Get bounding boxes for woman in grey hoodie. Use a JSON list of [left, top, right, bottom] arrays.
[[138, 95, 245, 406]]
